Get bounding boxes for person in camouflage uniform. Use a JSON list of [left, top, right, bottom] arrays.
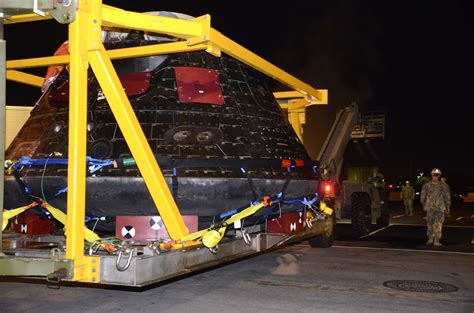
[[441, 177, 452, 217], [421, 168, 451, 247], [400, 180, 415, 215]]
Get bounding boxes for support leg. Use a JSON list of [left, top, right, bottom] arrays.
[[65, 9, 89, 279], [0, 36, 5, 251], [88, 46, 188, 239]]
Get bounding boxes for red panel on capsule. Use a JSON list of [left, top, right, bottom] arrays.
[[175, 67, 225, 105]]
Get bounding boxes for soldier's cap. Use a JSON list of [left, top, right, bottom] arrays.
[[431, 168, 442, 175]]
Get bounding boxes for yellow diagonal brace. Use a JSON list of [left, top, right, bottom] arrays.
[[6, 70, 44, 87], [210, 29, 327, 103], [6, 41, 208, 70], [101, 5, 209, 40], [88, 46, 188, 239]]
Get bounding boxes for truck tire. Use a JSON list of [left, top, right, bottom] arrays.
[[308, 212, 336, 248], [351, 192, 371, 238], [376, 188, 389, 227], [377, 201, 390, 227]]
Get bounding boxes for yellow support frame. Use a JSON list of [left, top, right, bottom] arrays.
[[6, 41, 208, 70], [2, 1, 328, 282], [5, 70, 44, 87], [275, 95, 328, 143], [65, 3, 94, 281]]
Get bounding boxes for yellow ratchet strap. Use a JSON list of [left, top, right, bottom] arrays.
[[180, 199, 267, 243], [320, 201, 333, 216], [2, 202, 37, 231], [42, 204, 101, 243]]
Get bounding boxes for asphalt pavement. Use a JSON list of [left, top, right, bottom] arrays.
[[0, 244, 472, 313], [335, 202, 474, 253]]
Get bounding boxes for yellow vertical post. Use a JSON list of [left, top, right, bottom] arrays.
[[288, 111, 304, 143], [88, 46, 189, 239], [65, 2, 91, 280]]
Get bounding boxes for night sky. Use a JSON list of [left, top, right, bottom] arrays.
[[4, 1, 473, 183]]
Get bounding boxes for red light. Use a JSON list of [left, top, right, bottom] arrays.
[[324, 184, 332, 192], [388, 184, 394, 190]]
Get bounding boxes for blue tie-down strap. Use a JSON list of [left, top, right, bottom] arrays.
[[261, 193, 319, 220], [12, 156, 115, 174], [54, 187, 68, 197], [85, 216, 107, 223], [283, 193, 319, 206], [219, 209, 238, 220], [13, 156, 69, 171], [86, 157, 115, 174]]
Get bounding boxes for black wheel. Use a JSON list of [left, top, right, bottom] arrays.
[[376, 202, 390, 227], [351, 192, 371, 238], [308, 212, 336, 248], [376, 188, 390, 227]]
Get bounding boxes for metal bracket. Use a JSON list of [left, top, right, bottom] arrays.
[[185, 14, 211, 46], [0, 0, 77, 24], [49, 0, 78, 24], [33, 0, 47, 17]]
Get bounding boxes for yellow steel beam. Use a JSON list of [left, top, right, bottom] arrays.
[[273, 91, 305, 99], [3, 12, 53, 24], [65, 4, 89, 281], [280, 99, 309, 143], [101, 5, 210, 41], [6, 41, 208, 70], [5, 70, 44, 87], [107, 41, 208, 60], [6, 55, 69, 70], [209, 29, 327, 103], [274, 90, 328, 104], [284, 98, 311, 111], [288, 111, 304, 142], [88, 46, 189, 240]]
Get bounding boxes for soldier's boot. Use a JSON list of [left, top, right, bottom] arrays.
[[433, 238, 442, 247], [426, 237, 434, 245]]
